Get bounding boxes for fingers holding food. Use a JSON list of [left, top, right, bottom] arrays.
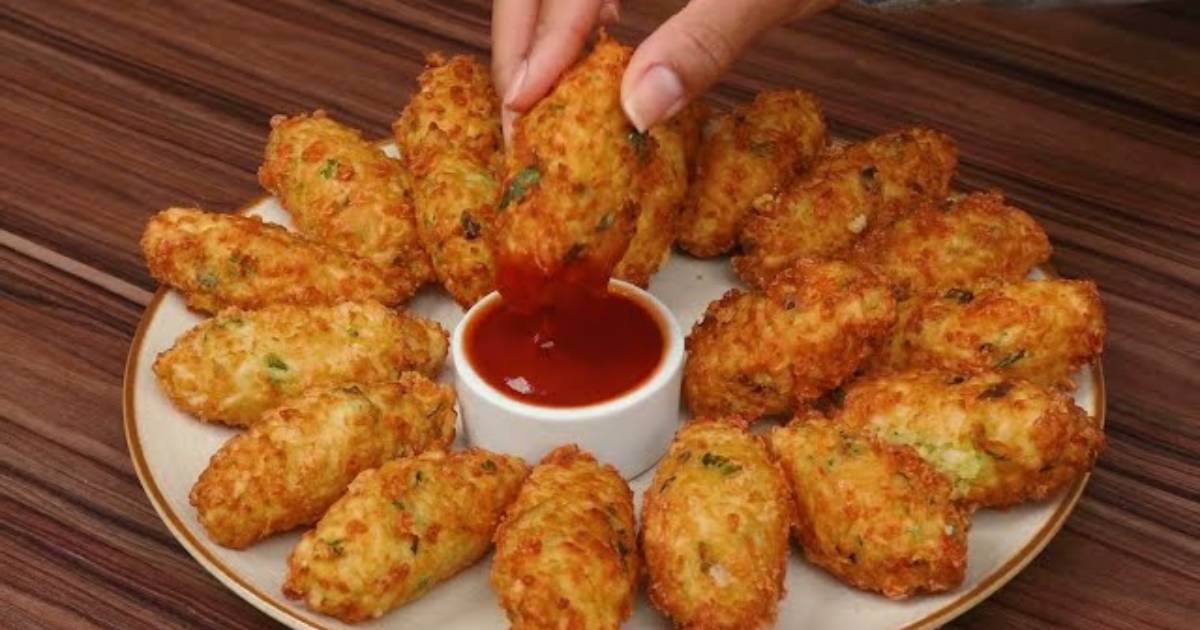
[[259, 110, 432, 298], [283, 449, 528, 623], [641, 418, 793, 628], [153, 301, 448, 427], [190, 374, 455, 548], [677, 90, 827, 257], [493, 33, 640, 311], [684, 259, 896, 420], [899, 279, 1105, 389], [141, 207, 402, 313], [394, 53, 503, 307], [769, 416, 969, 599], [836, 369, 1105, 508], [735, 127, 957, 288], [491, 445, 638, 630]]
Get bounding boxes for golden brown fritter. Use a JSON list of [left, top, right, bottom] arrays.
[[153, 301, 447, 427], [394, 53, 502, 307], [674, 99, 711, 178], [641, 418, 793, 629], [141, 207, 401, 313], [190, 375, 455, 549], [491, 445, 638, 630], [677, 90, 827, 257], [614, 112, 689, 287], [851, 191, 1051, 302], [492, 33, 639, 310], [768, 416, 969, 599], [258, 110, 432, 298], [896, 279, 1105, 389], [836, 369, 1105, 508], [284, 449, 528, 623], [735, 127, 957, 288], [684, 259, 896, 420]]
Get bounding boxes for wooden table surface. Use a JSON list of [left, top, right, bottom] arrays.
[[2, 1, 1197, 628]]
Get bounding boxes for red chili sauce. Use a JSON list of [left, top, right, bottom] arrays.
[[465, 288, 665, 407]]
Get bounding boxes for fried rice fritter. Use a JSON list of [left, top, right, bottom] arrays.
[[258, 110, 432, 298], [898, 279, 1105, 389], [855, 191, 1052, 371], [491, 445, 638, 630], [851, 191, 1052, 302], [641, 418, 793, 629], [614, 109, 691, 287], [141, 207, 401, 313], [394, 53, 502, 307], [492, 33, 640, 310], [684, 259, 896, 420], [190, 374, 455, 548], [734, 127, 957, 288], [153, 301, 447, 427], [768, 416, 969, 599], [284, 448, 528, 623], [836, 369, 1105, 508], [676, 90, 827, 257]]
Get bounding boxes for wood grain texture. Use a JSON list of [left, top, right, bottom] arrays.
[[1, 1, 1197, 628]]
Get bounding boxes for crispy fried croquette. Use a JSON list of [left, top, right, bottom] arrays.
[[614, 110, 690, 287], [684, 259, 896, 420], [258, 110, 432, 298], [769, 416, 969, 599], [491, 445, 638, 630], [190, 374, 455, 548], [851, 191, 1051, 302], [283, 449, 528, 622], [641, 418, 793, 628], [677, 90, 827, 257], [141, 207, 401, 313], [836, 369, 1105, 508], [153, 301, 447, 427], [492, 33, 640, 310], [735, 127, 957, 288], [394, 53, 502, 307], [897, 279, 1105, 389]]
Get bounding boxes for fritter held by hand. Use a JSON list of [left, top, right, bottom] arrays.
[[394, 53, 502, 307], [641, 418, 793, 628], [259, 110, 432, 298], [684, 259, 896, 420], [491, 445, 638, 630], [190, 374, 455, 548], [768, 416, 969, 599], [899, 279, 1105, 389], [837, 369, 1105, 508], [735, 127, 957, 288], [492, 33, 639, 310], [153, 301, 447, 427], [142, 207, 402, 313], [614, 108, 692, 287], [677, 90, 827, 257], [284, 449, 528, 623]]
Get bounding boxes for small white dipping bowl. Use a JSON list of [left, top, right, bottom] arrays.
[[451, 279, 684, 479]]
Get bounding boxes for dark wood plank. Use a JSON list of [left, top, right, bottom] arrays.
[[1, 1, 1198, 628]]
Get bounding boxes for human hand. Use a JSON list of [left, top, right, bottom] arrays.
[[491, 0, 840, 138]]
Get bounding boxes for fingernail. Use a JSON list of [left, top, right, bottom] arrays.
[[504, 59, 528, 106], [502, 107, 517, 145], [599, 1, 620, 24], [622, 64, 685, 132]]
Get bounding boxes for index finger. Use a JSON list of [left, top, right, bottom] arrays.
[[492, 0, 541, 98]]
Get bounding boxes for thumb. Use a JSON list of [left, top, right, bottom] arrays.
[[621, 0, 832, 131]]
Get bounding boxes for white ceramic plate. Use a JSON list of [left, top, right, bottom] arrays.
[[125, 146, 1103, 629]]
